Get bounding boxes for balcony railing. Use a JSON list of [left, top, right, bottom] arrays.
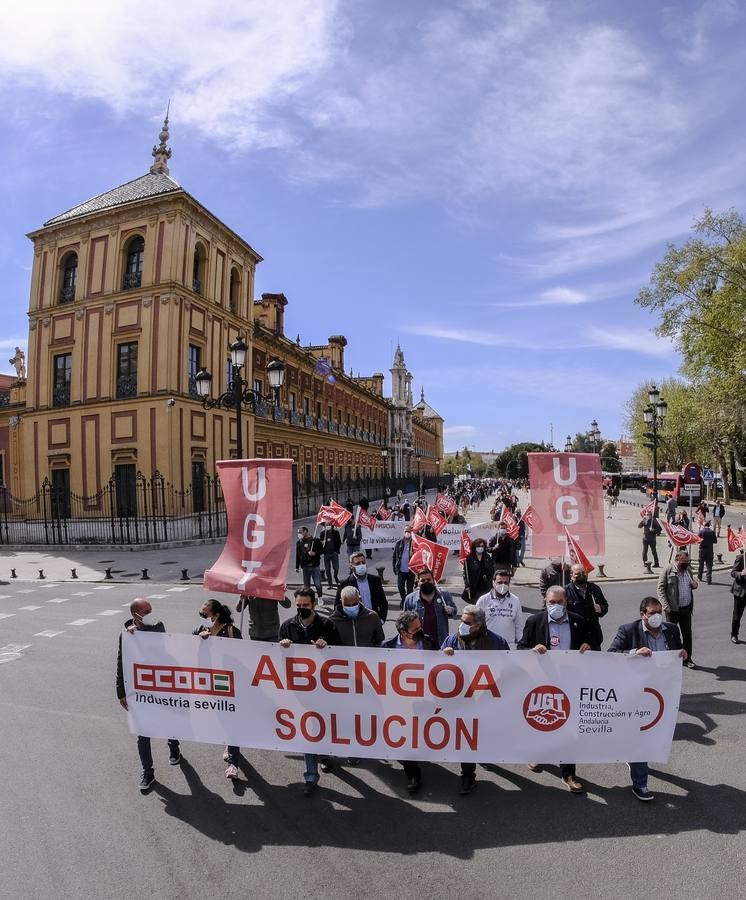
[[304, 414, 315, 429], [187, 375, 199, 398], [327, 420, 337, 435], [52, 385, 71, 408], [254, 401, 268, 418], [317, 419, 326, 432], [58, 286, 75, 304], [116, 374, 138, 400], [122, 271, 142, 290], [192, 278, 201, 294], [290, 411, 301, 426], [273, 405, 286, 423], [0, 391, 10, 406]]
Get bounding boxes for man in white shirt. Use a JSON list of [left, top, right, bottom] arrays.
[[476, 570, 523, 647]]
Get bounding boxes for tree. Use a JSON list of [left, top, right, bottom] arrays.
[[623, 379, 704, 471], [495, 442, 547, 478], [599, 442, 622, 473]]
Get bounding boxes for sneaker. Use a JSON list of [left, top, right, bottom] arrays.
[[458, 775, 476, 796], [223, 747, 230, 762], [731, 636, 740, 644], [169, 751, 182, 766], [320, 758, 334, 774], [225, 764, 239, 780], [139, 772, 155, 792], [347, 757, 359, 766], [562, 775, 585, 793], [632, 786, 655, 801], [528, 763, 543, 772], [303, 781, 318, 796], [407, 776, 422, 794], [684, 659, 697, 669]]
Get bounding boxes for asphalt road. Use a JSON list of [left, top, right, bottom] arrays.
[[1, 575, 745, 900]]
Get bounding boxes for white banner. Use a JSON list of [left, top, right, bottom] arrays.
[[123, 634, 682, 763], [362, 521, 498, 550]]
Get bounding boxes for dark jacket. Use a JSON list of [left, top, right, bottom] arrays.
[[382, 634, 437, 650], [343, 520, 362, 548], [192, 622, 242, 639], [698, 526, 717, 552], [565, 580, 608, 648], [335, 571, 388, 623], [441, 628, 509, 651], [489, 534, 516, 568], [463, 553, 494, 600], [538, 563, 571, 598], [319, 527, 342, 555], [279, 612, 338, 645], [607, 620, 683, 653], [327, 606, 384, 647], [116, 619, 165, 700], [517, 610, 593, 650], [392, 537, 414, 574], [731, 555, 746, 599], [296, 536, 323, 569], [638, 515, 662, 540]]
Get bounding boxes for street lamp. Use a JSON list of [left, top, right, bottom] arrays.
[[195, 338, 285, 459], [642, 385, 667, 503], [590, 419, 601, 453], [381, 447, 389, 497], [565, 435, 572, 452]]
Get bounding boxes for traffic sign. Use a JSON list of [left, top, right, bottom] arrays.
[[682, 484, 700, 494], [703, 468, 715, 482], [683, 462, 702, 484]]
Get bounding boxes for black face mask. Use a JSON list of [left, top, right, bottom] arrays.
[[420, 584, 436, 596], [411, 629, 425, 642], [297, 607, 314, 620]]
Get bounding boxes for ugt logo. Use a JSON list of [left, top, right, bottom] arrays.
[[523, 684, 570, 732]]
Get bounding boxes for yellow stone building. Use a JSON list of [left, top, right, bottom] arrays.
[[0, 120, 443, 530]]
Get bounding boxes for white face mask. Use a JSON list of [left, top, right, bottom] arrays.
[[139, 612, 156, 627], [475, 546, 485, 555], [458, 621, 472, 637], [647, 613, 663, 629], [494, 583, 509, 596], [547, 604, 565, 622]]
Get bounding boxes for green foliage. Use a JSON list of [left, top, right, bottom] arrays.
[[600, 441, 622, 473], [495, 442, 547, 478]]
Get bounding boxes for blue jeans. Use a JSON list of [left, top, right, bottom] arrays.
[[304, 754, 319, 784], [302, 566, 323, 597], [630, 761, 648, 791]]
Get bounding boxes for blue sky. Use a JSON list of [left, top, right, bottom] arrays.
[[1, 0, 745, 452]]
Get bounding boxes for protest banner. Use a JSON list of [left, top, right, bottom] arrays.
[[124, 634, 683, 764], [361, 521, 497, 551], [204, 459, 292, 599]]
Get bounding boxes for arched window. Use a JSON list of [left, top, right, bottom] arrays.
[[59, 252, 78, 303], [192, 244, 206, 295], [229, 268, 240, 313], [122, 236, 145, 289]]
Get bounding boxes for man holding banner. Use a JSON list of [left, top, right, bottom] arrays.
[[658, 551, 698, 669]]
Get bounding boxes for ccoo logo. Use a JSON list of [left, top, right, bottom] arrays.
[[523, 684, 570, 732]]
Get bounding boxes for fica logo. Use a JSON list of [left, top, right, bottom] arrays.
[[134, 664, 235, 697], [523, 685, 570, 732]]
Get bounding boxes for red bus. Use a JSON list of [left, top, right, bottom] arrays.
[[646, 471, 703, 505]]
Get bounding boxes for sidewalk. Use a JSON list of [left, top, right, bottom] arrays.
[[0, 490, 740, 588]]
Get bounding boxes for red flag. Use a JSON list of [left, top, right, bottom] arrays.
[[426, 505, 448, 536], [410, 533, 449, 581], [741, 527, 746, 550], [357, 508, 377, 531], [501, 510, 520, 540], [639, 499, 657, 518], [326, 500, 352, 528], [411, 505, 427, 533], [661, 519, 703, 547], [727, 526, 740, 552], [435, 493, 458, 518], [458, 530, 472, 566], [316, 505, 338, 525], [563, 527, 594, 573], [204, 459, 292, 598], [521, 505, 542, 532], [376, 504, 392, 521]]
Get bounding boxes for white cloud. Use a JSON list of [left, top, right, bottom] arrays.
[[582, 326, 676, 359], [444, 425, 478, 436]]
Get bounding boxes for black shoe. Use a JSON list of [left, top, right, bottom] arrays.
[[169, 751, 182, 766], [684, 659, 697, 669], [406, 775, 422, 794], [632, 786, 654, 801], [731, 636, 739, 644], [458, 775, 476, 796], [139, 772, 155, 792], [303, 781, 318, 796], [347, 757, 359, 766], [320, 758, 334, 773]]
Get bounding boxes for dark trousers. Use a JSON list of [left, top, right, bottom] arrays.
[[560, 764, 576, 778], [323, 553, 339, 585], [461, 762, 476, 779], [698, 551, 713, 583], [732, 594, 746, 639], [642, 537, 659, 566], [667, 606, 693, 659], [137, 736, 179, 776], [225, 746, 240, 765], [402, 760, 421, 782], [397, 570, 415, 603]]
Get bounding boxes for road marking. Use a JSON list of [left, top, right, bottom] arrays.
[[67, 618, 95, 626], [0, 595, 10, 600], [167, 587, 190, 592], [0, 643, 31, 664], [0, 613, 15, 620], [71, 592, 92, 596], [47, 598, 68, 603], [147, 594, 167, 599], [97, 610, 121, 616], [122, 602, 131, 607], [35, 630, 64, 638], [17, 589, 36, 594], [93, 585, 115, 590], [19, 605, 43, 611]]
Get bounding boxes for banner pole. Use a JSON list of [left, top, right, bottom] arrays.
[[239, 594, 246, 635]]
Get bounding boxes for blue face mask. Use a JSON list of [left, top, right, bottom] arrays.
[[548, 603, 565, 622], [343, 604, 360, 618]]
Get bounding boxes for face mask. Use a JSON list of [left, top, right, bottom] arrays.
[[297, 607, 314, 620], [139, 612, 156, 627], [498, 529, 506, 538], [647, 613, 663, 629], [458, 622, 472, 637], [494, 583, 509, 596], [343, 604, 360, 618], [404, 534, 412, 541], [354, 564, 368, 577], [547, 604, 565, 621], [420, 583, 435, 596], [298, 533, 305, 540], [475, 546, 485, 555], [573, 574, 587, 584], [410, 629, 425, 642]]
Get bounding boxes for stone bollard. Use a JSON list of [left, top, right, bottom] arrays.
[[71, 568, 78, 579], [104, 567, 113, 580], [597, 563, 606, 578], [10, 568, 17, 579], [716, 553, 723, 564], [643, 562, 653, 575], [141, 568, 150, 580], [376, 565, 387, 584], [181, 569, 190, 582], [38, 569, 45, 580]]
